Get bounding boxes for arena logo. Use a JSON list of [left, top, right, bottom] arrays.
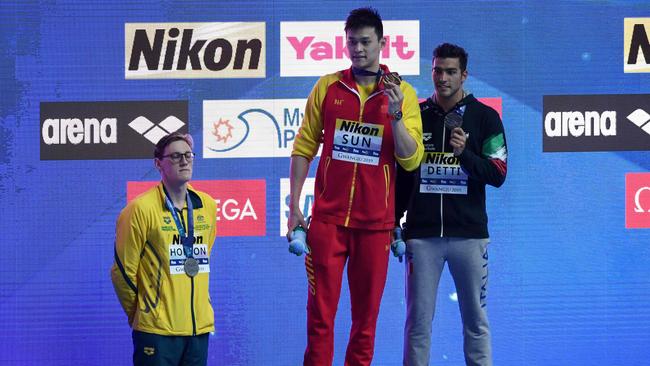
[[40, 101, 187, 160], [624, 18, 650, 73], [542, 94, 650, 152], [626, 173, 650, 229], [125, 22, 266, 79], [129, 115, 185, 144], [279, 178, 315, 236], [280, 21, 419, 77], [127, 180, 266, 237], [544, 110, 616, 137], [203, 99, 321, 158], [42, 117, 117, 145]]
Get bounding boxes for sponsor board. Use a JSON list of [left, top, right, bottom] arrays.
[[280, 178, 315, 236], [125, 22, 265, 79], [204, 98, 321, 158], [127, 180, 266, 236], [40, 101, 187, 160], [543, 94, 650, 152], [626, 173, 650, 229], [624, 18, 650, 73], [280, 21, 419, 77]]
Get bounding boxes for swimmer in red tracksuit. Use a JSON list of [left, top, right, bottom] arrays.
[[286, 8, 423, 365]]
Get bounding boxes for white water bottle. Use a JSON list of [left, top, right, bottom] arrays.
[[288, 226, 309, 256]]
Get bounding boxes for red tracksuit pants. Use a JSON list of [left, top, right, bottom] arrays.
[[303, 219, 391, 366]]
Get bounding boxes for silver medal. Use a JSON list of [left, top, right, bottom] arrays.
[[183, 257, 199, 277], [444, 112, 463, 129]]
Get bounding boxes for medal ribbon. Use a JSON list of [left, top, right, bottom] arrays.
[[352, 67, 383, 84], [163, 189, 195, 259]]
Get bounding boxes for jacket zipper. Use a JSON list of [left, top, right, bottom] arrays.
[[319, 156, 331, 198], [344, 164, 358, 227], [439, 124, 446, 237], [338, 81, 384, 226], [383, 164, 390, 208], [183, 208, 197, 336]]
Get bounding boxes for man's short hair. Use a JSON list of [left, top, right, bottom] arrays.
[[433, 43, 469, 71], [345, 7, 383, 40], [154, 132, 194, 159]]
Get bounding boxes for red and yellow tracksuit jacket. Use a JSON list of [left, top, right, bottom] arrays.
[[111, 183, 217, 336], [292, 65, 423, 230]]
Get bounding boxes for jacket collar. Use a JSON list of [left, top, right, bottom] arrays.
[[340, 64, 391, 91], [423, 93, 476, 116], [159, 182, 204, 211]]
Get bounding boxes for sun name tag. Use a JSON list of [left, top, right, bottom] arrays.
[[332, 118, 383, 166], [169, 244, 210, 276], [419, 152, 468, 195]]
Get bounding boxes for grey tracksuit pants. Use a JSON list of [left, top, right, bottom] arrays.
[[403, 237, 491, 366]]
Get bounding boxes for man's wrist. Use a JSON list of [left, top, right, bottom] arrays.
[[391, 110, 403, 121]]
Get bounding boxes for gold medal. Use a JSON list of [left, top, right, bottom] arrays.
[[381, 71, 402, 85]]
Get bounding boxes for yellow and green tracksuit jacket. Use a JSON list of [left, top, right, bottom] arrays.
[[111, 182, 217, 336]]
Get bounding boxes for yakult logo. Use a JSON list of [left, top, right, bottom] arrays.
[[280, 21, 419, 77], [626, 173, 650, 229], [127, 180, 266, 237]]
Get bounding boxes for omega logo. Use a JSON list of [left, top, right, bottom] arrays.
[[634, 186, 650, 213]]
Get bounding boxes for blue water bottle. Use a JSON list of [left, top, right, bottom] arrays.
[[391, 226, 406, 262], [288, 226, 310, 256]]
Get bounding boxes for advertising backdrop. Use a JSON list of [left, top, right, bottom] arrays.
[[1, 1, 650, 365]]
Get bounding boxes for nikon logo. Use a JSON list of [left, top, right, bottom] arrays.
[[424, 153, 460, 165], [172, 234, 204, 245], [625, 18, 650, 73], [42, 117, 117, 145], [125, 22, 266, 79], [339, 120, 380, 136]]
